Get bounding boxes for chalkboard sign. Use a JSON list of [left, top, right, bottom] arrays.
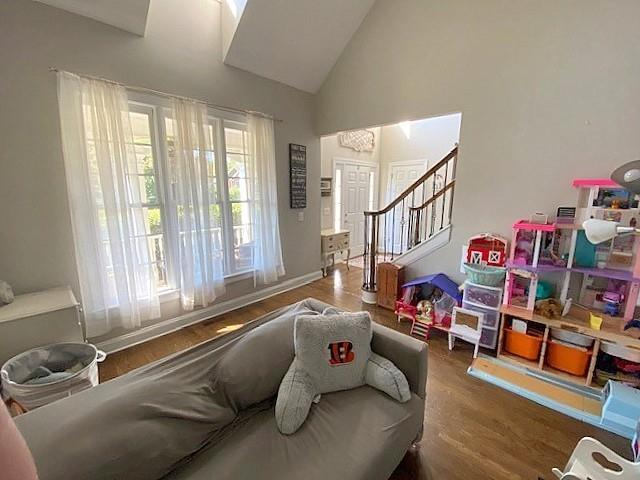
[[289, 143, 307, 209]]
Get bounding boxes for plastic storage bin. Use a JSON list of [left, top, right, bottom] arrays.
[[503, 328, 543, 360], [463, 281, 503, 309], [546, 340, 591, 377], [480, 328, 498, 349], [462, 301, 499, 328]]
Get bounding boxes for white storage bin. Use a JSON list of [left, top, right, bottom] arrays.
[[480, 327, 498, 349], [462, 301, 499, 328], [1, 342, 105, 410], [601, 342, 640, 363], [463, 281, 503, 309]]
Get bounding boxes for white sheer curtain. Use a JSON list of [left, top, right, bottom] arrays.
[[169, 98, 225, 310], [247, 113, 285, 284], [57, 72, 160, 337]]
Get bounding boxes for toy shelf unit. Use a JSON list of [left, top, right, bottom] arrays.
[[462, 281, 502, 349], [498, 303, 640, 389]]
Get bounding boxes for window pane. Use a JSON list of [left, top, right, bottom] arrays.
[[231, 201, 251, 227], [135, 145, 155, 174], [206, 151, 216, 177], [152, 262, 168, 289], [144, 207, 163, 235], [208, 178, 218, 203], [130, 111, 152, 144], [226, 153, 247, 177], [165, 117, 175, 141], [209, 203, 222, 227], [147, 234, 165, 264], [228, 177, 249, 201], [135, 175, 158, 204], [224, 127, 246, 154], [232, 220, 253, 247], [234, 247, 253, 271], [211, 228, 223, 251]]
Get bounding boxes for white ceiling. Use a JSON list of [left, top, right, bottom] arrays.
[[34, 0, 151, 36], [223, 0, 376, 93]]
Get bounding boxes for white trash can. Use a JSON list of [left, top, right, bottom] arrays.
[[1, 342, 106, 410]]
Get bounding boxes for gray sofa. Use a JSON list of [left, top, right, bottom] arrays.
[[15, 298, 427, 480]]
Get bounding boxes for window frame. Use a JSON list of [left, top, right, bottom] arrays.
[[126, 92, 254, 294]]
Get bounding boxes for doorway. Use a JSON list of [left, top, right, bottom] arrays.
[[334, 159, 378, 256]]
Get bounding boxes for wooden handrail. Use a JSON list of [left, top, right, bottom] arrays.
[[364, 146, 458, 216], [408, 180, 456, 211]]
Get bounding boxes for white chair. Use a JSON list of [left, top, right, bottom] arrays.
[[448, 307, 484, 358], [552, 437, 640, 480]]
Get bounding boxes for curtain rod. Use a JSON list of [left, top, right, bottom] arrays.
[[48, 67, 282, 123]]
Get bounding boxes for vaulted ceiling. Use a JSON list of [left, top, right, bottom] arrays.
[[223, 0, 376, 93], [33, 0, 375, 93], [34, 0, 151, 36]]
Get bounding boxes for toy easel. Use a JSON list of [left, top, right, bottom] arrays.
[[448, 307, 484, 358]]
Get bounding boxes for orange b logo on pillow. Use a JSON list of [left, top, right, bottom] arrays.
[[328, 341, 355, 365]]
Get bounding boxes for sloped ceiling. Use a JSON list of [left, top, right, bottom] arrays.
[[223, 0, 376, 93], [34, 0, 151, 36]]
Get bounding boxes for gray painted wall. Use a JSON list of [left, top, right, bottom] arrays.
[[316, 0, 640, 282], [0, 1, 320, 323]]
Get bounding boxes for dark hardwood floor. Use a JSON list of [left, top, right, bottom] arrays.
[[99, 265, 631, 480]]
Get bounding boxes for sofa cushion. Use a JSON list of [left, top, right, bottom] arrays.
[[167, 387, 424, 480], [275, 312, 410, 434]]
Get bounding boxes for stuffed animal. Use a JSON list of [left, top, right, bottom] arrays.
[[0, 280, 14, 305], [275, 312, 410, 435], [535, 298, 563, 319]]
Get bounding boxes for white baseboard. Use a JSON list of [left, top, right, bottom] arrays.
[[95, 270, 323, 354]]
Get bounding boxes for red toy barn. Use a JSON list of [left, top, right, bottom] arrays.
[[466, 233, 509, 267]]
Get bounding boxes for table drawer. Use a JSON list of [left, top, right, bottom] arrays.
[[322, 232, 349, 252]]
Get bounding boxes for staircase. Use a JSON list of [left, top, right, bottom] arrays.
[[361, 146, 458, 303]]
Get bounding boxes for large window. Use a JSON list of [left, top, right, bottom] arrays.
[[123, 99, 254, 293]]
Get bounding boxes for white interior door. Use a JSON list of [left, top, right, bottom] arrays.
[[387, 161, 426, 203], [385, 161, 427, 253], [335, 162, 376, 256]]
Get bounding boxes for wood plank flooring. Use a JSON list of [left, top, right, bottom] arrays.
[[99, 265, 631, 480]]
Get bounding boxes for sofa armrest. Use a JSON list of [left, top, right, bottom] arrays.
[[371, 323, 427, 399]]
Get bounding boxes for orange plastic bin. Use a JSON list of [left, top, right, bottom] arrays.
[[503, 328, 543, 360], [546, 340, 592, 377]]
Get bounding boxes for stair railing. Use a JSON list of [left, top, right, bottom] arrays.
[[362, 146, 458, 296]]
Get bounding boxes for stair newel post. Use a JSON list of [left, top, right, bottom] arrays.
[[363, 212, 370, 289], [361, 212, 379, 304]]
